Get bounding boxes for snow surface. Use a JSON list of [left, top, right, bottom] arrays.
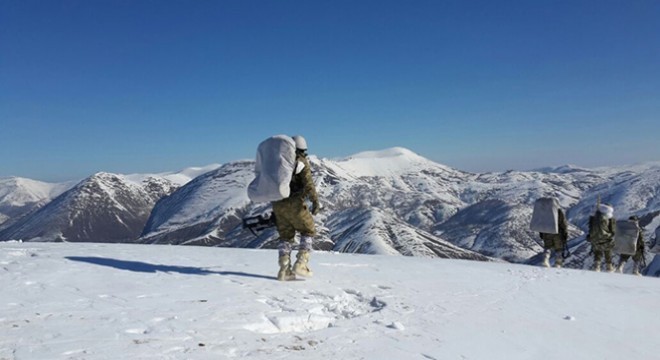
[[1, 242, 659, 360]]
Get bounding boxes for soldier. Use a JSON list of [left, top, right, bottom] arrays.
[[272, 135, 320, 281], [539, 207, 569, 268], [587, 203, 616, 272], [616, 216, 645, 275]]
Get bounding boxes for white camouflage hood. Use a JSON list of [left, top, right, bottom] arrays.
[[597, 204, 614, 219]]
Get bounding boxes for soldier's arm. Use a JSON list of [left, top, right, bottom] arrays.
[[559, 210, 568, 240], [586, 216, 593, 242], [302, 158, 318, 204]]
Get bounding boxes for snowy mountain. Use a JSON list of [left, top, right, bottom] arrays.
[[1, 241, 659, 360], [1, 149, 658, 273], [0, 173, 178, 243], [125, 163, 222, 187], [139, 148, 488, 260], [326, 207, 489, 261], [139, 148, 659, 270], [139, 161, 255, 246], [0, 177, 75, 230]]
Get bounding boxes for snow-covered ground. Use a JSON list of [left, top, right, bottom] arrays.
[[1, 242, 658, 360]]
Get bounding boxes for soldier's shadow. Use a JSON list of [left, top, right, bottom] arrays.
[[65, 256, 277, 280]]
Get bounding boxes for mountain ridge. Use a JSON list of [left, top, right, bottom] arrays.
[[1, 147, 658, 273]]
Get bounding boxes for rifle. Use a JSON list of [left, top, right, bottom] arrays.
[[242, 212, 276, 236]]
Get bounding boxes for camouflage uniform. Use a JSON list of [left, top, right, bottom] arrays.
[[617, 220, 645, 275], [272, 154, 318, 241], [539, 209, 568, 267], [588, 211, 616, 272], [272, 151, 319, 280]]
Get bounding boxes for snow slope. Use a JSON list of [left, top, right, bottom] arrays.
[[1, 242, 659, 360], [0, 177, 75, 229], [139, 148, 660, 268], [0, 173, 178, 243], [125, 164, 222, 187], [2, 148, 659, 272], [140, 161, 254, 245]]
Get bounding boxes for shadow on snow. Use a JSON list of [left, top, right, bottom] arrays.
[[65, 256, 277, 280]]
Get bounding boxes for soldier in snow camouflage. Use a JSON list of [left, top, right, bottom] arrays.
[[539, 208, 569, 268], [273, 135, 320, 281], [587, 203, 616, 272]]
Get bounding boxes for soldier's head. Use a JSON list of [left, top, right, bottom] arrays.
[[597, 203, 614, 219], [292, 135, 308, 156], [629, 215, 639, 222]]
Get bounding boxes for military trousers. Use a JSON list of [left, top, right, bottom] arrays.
[[272, 196, 316, 242]]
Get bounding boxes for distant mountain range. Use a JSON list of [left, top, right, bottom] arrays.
[[1, 148, 658, 272]]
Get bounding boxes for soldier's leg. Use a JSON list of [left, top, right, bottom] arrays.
[[632, 247, 643, 276], [553, 239, 563, 268], [277, 241, 296, 281], [293, 235, 313, 277], [541, 249, 551, 268], [605, 249, 614, 272], [593, 249, 603, 272], [292, 202, 316, 277], [273, 203, 296, 281], [617, 254, 631, 273]]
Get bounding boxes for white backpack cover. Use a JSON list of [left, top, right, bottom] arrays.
[[614, 220, 639, 255], [530, 197, 559, 234], [247, 135, 297, 203]]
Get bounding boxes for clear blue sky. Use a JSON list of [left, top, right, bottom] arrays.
[[1, 0, 659, 182]]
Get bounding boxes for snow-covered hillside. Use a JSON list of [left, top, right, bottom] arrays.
[[1, 242, 659, 360], [1, 148, 659, 273], [0, 177, 75, 229], [0, 164, 222, 244], [140, 148, 660, 269], [140, 161, 254, 246], [125, 164, 222, 187], [0, 173, 178, 243]]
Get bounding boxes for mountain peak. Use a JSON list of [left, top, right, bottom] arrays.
[[348, 147, 423, 160], [333, 147, 450, 177], [86, 172, 121, 181], [531, 164, 590, 174]]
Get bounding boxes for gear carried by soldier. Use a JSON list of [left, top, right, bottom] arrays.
[[531, 197, 570, 268], [615, 216, 646, 276]]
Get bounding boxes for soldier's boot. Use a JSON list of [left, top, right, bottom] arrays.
[[277, 241, 296, 281], [606, 263, 615, 273], [554, 253, 563, 268], [593, 260, 602, 272], [632, 263, 641, 276], [542, 250, 551, 268], [293, 250, 313, 277], [616, 261, 625, 273], [277, 254, 296, 281]]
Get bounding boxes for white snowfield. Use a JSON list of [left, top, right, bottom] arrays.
[[1, 242, 659, 360]]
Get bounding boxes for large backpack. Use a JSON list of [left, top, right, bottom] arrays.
[[614, 219, 639, 255], [530, 197, 560, 234], [247, 135, 297, 203]]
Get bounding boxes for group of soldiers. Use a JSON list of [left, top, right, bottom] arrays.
[[255, 135, 649, 280], [538, 202, 647, 275]]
